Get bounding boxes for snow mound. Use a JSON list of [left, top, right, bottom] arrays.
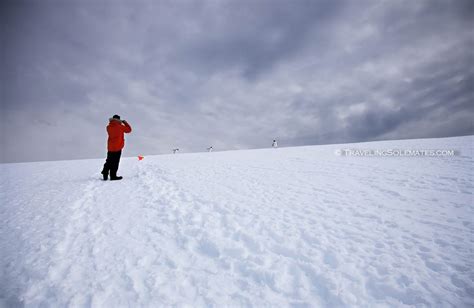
[[1, 136, 473, 306]]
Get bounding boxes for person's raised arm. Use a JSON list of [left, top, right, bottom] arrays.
[[122, 120, 132, 133]]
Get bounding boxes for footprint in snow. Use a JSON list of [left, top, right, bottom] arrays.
[[323, 250, 339, 269], [197, 239, 220, 258]]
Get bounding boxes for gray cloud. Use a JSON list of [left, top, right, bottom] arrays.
[[1, 0, 473, 163]]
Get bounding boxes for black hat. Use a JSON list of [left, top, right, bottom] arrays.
[[112, 114, 121, 120]]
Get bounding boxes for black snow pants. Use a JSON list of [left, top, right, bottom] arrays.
[[102, 150, 122, 178]]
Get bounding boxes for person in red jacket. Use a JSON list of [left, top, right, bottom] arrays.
[[101, 114, 132, 181]]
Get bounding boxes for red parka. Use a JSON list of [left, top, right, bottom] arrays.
[[107, 119, 132, 152]]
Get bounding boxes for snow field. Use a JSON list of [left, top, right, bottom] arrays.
[[1, 136, 473, 306]]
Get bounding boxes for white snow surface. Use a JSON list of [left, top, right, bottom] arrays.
[[1, 136, 473, 307]]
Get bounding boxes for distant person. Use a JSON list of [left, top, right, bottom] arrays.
[[101, 115, 132, 181], [207, 146, 213, 152], [272, 139, 278, 148]]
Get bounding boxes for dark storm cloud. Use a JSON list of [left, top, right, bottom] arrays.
[[1, 0, 473, 163], [342, 42, 474, 142], [165, 0, 342, 79]]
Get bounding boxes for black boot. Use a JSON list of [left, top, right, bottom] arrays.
[[101, 170, 108, 181], [110, 171, 122, 181]]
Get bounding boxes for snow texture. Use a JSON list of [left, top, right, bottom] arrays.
[[1, 136, 473, 307]]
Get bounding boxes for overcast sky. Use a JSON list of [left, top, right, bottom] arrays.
[[1, 0, 473, 163]]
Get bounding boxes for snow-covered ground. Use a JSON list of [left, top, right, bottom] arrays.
[[1, 136, 473, 307]]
